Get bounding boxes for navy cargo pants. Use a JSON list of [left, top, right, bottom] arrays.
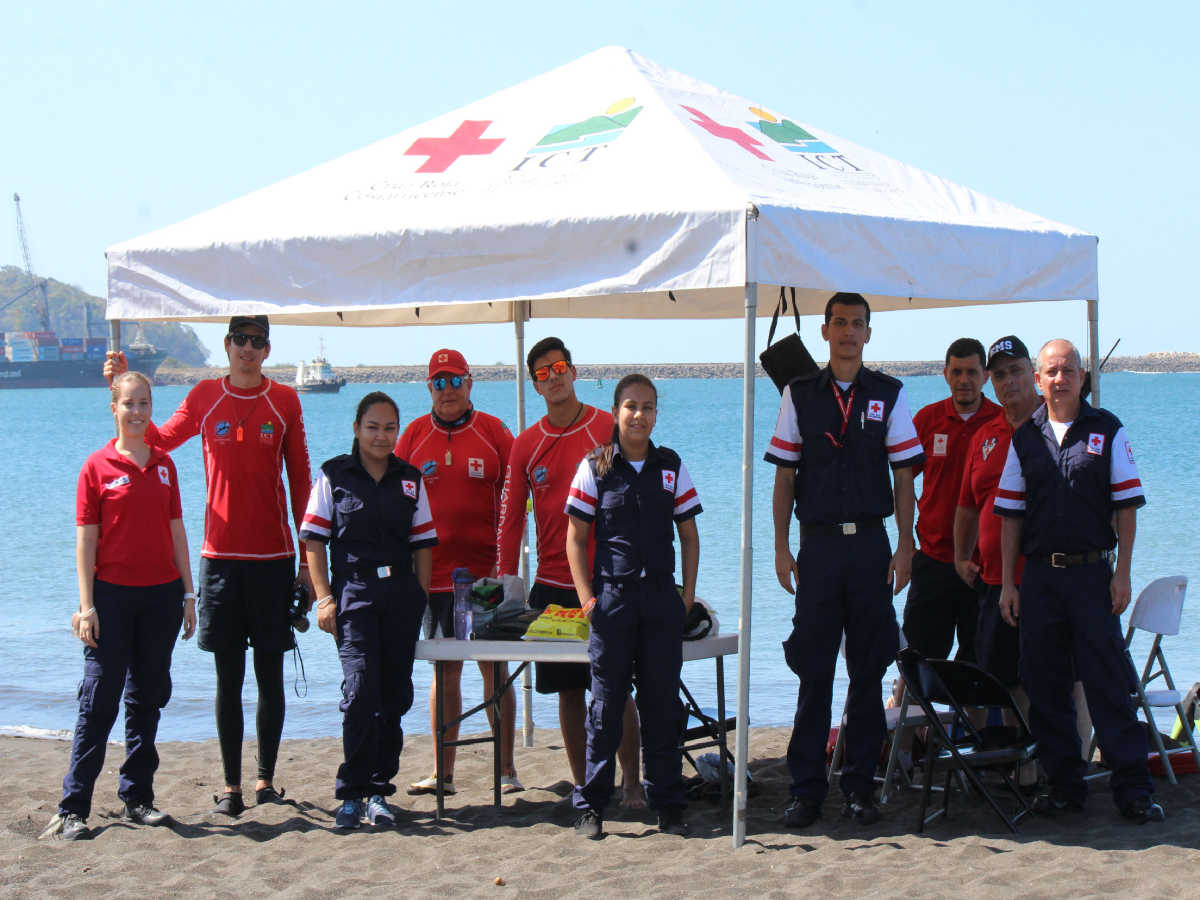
[[60, 579, 183, 818], [782, 526, 899, 802], [574, 573, 687, 815], [1019, 559, 1153, 806], [334, 574, 424, 800]]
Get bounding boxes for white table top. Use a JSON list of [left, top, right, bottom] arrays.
[[415, 631, 738, 664]]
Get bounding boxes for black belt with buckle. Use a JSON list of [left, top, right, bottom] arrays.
[[336, 563, 403, 581], [1033, 550, 1113, 569], [800, 518, 884, 538]]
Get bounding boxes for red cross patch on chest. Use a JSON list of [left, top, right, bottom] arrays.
[[468, 457, 485, 479], [402, 480, 418, 500], [662, 470, 676, 493], [158, 464, 170, 486], [932, 433, 948, 456], [866, 400, 885, 422], [1087, 433, 1105, 455]]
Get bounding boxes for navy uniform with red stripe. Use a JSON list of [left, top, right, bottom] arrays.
[[766, 366, 923, 807], [564, 443, 702, 817], [994, 401, 1152, 811], [301, 453, 437, 801]]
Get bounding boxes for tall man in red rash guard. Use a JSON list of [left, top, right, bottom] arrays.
[[902, 338, 1000, 668], [107, 316, 311, 816], [496, 337, 643, 805], [397, 349, 521, 797]]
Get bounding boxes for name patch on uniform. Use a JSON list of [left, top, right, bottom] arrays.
[[402, 480, 418, 500], [468, 457, 485, 479], [105, 475, 131, 490], [1087, 433, 1105, 456], [981, 436, 998, 460], [866, 400, 885, 422], [932, 433, 948, 456], [157, 464, 170, 486], [662, 470, 677, 493]]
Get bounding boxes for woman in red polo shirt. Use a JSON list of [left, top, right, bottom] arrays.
[[40, 371, 197, 842]]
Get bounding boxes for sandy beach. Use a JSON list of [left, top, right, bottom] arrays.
[[5, 726, 1198, 898]]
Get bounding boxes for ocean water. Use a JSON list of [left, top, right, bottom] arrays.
[[1, 372, 1197, 743]]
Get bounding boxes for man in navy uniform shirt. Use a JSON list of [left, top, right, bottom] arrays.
[[765, 292, 924, 828], [995, 339, 1162, 823]]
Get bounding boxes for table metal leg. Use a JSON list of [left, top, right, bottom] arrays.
[[435, 660, 446, 820], [716, 656, 730, 807]]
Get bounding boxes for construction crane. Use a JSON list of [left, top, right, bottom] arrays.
[[11, 192, 52, 332]]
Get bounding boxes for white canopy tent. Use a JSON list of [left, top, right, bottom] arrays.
[[106, 46, 1099, 847]]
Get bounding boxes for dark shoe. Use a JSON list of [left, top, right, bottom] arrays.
[[256, 786, 286, 805], [657, 809, 689, 836], [336, 799, 366, 829], [212, 791, 247, 817], [843, 791, 880, 825], [39, 812, 89, 841], [1031, 791, 1084, 816], [783, 797, 822, 828], [124, 802, 171, 826], [1119, 796, 1165, 824], [365, 795, 396, 827], [574, 809, 603, 839]]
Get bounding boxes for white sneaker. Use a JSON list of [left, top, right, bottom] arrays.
[[407, 774, 455, 795]]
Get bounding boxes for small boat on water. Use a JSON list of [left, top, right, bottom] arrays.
[[295, 341, 346, 393]]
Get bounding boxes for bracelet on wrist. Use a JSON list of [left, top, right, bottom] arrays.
[[581, 597, 597, 615], [316, 594, 335, 609], [183, 592, 196, 600], [79, 607, 97, 619]]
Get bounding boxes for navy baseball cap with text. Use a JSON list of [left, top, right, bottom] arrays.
[[986, 335, 1029, 369]]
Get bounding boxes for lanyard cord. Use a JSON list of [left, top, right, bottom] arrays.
[[824, 380, 856, 449], [526, 402, 585, 479]]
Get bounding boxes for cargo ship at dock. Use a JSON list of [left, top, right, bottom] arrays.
[[0, 328, 166, 389]]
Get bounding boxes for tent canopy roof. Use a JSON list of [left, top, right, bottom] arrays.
[[106, 46, 1097, 326]]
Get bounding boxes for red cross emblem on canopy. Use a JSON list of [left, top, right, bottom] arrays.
[[680, 106, 771, 160], [404, 120, 505, 173]]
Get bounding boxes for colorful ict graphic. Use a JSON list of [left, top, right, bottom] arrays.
[[527, 98, 643, 154], [679, 106, 771, 160], [404, 120, 505, 173], [746, 107, 836, 154]]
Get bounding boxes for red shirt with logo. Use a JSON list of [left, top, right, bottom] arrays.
[[146, 376, 311, 561], [76, 440, 183, 586], [497, 406, 612, 589], [394, 409, 514, 593], [913, 396, 1002, 563], [958, 415, 1025, 586]]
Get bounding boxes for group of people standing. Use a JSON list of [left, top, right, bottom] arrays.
[[43, 292, 1162, 843], [44, 318, 701, 841], [767, 292, 1162, 830]]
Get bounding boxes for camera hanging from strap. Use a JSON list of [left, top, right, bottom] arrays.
[[759, 286, 818, 393]]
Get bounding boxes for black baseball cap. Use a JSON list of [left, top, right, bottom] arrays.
[[228, 315, 270, 338], [986, 335, 1029, 369]]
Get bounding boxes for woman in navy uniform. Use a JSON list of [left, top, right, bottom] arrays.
[[564, 374, 703, 839], [42, 371, 197, 842], [301, 391, 437, 829]]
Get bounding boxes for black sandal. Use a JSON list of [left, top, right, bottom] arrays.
[[255, 786, 286, 805], [212, 791, 246, 817]]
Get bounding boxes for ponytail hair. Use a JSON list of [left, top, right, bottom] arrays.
[[351, 390, 400, 457], [596, 373, 657, 478]]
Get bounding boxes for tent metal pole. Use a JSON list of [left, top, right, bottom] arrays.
[[109, 319, 121, 436], [733, 206, 758, 849], [1087, 298, 1100, 407], [513, 302, 534, 747]]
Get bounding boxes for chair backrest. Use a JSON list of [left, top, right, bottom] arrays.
[[1129, 576, 1188, 636], [896, 648, 1032, 739]]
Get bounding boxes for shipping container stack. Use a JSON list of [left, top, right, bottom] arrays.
[[60, 336, 84, 360], [85, 337, 108, 361], [35, 331, 60, 361], [4, 331, 38, 363]]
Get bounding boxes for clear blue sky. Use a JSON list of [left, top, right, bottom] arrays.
[[3, 1, 1196, 367]]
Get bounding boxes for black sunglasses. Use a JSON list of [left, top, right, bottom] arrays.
[[228, 332, 269, 350], [429, 375, 466, 391]]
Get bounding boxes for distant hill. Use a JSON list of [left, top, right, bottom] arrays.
[[0, 265, 209, 366]]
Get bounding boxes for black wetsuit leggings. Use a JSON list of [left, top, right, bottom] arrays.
[[214, 647, 285, 787]]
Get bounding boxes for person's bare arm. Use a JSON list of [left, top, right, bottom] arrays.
[[888, 465, 916, 594], [413, 546, 433, 599], [74, 525, 100, 648], [676, 517, 699, 613], [953, 505, 982, 587], [1111, 506, 1137, 615], [169, 518, 196, 640], [566, 515, 594, 613], [306, 541, 336, 635], [772, 467, 798, 594], [999, 516, 1023, 626]]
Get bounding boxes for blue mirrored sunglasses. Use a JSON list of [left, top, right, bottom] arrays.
[[430, 374, 466, 390]]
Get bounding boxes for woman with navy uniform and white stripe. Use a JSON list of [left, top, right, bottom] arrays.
[[564, 374, 702, 839], [301, 391, 437, 829]]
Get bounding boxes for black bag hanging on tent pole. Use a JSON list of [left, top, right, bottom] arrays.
[[759, 287, 819, 393]]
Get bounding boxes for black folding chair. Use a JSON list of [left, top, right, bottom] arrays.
[[896, 648, 1038, 833]]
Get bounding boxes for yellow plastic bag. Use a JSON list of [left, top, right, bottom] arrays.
[[522, 604, 590, 642]]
